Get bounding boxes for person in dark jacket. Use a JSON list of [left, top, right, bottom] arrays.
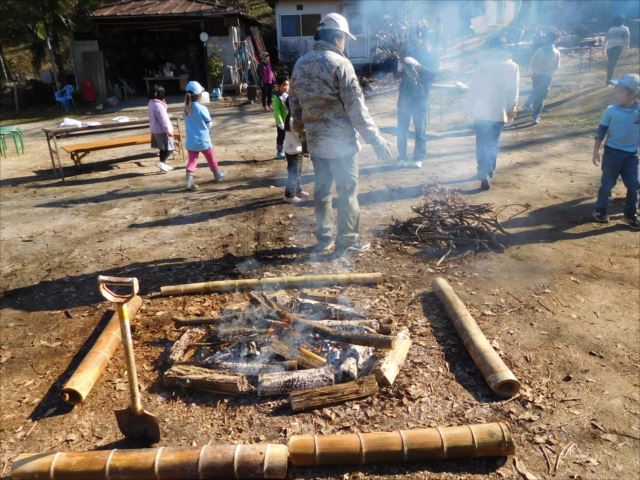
[[395, 32, 439, 169]]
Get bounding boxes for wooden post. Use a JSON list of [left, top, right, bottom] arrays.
[[374, 327, 412, 387], [432, 277, 521, 398], [12, 444, 288, 479], [258, 367, 334, 397], [164, 364, 253, 395], [288, 422, 515, 466], [61, 296, 143, 405], [289, 375, 379, 412], [160, 273, 385, 296]]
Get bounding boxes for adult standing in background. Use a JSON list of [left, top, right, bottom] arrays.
[[604, 16, 631, 86], [528, 31, 561, 124], [289, 13, 393, 256], [468, 36, 520, 191], [258, 52, 276, 111], [395, 26, 439, 169]]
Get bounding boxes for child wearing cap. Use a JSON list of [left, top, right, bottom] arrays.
[[272, 76, 289, 159], [592, 73, 639, 229], [183, 80, 226, 191]]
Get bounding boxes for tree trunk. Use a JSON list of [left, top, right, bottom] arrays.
[[164, 364, 253, 395], [258, 367, 334, 397], [289, 375, 379, 412]]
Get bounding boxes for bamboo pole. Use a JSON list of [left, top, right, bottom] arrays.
[[61, 296, 143, 405], [288, 422, 514, 466], [432, 278, 521, 398], [11, 444, 288, 479], [160, 273, 385, 296]]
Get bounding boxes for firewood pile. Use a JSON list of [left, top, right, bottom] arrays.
[[164, 292, 411, 412], [389, 183, 529, 258]]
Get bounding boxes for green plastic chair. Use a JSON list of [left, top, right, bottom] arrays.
[[0, 126, 25, 156]]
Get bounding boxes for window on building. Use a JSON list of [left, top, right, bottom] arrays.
[[281, 15, 301, 37], [281, 14, 320, 38]]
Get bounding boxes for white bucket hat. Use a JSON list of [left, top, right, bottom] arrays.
[[317, 13, 356, 40], [185, 80, 205, 95]]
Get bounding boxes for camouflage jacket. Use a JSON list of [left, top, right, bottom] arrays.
[[289, 41, 383, 159]]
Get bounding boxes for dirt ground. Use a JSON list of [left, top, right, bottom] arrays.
[[1, 44, 638, 480]]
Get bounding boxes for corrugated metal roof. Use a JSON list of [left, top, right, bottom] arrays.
[[92, 0, 240, 17]]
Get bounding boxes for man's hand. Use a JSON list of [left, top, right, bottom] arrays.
[[592, 152, 601, 166], [277, 123, 285, 130], [373, 138, 393, 162]]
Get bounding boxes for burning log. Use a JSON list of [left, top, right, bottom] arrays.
[[269, 339, 327, 369], [12, 444, 288, 479], [432, 277, 521, 398], [61, 296, 142, 405], [375, 328, 412, 387], [328, 344, 375, 381], [288, 422, 515, 466], [202, 360, 297, 376], [258, 367, 335, 397], [169, 327, 207, 364], [164, 364, 253, 395], [389, 183, 529, 256], [160, 273, 385, 296], [294, 318, 395, 349], [313, 319, 380, 333], [293, 297, 365, 319], [289, 375, 379, 412]]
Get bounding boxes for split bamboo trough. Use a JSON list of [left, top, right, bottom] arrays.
[[61, 296, 143, 405], [432, 277, 521, 398], [160, 273, 385, 296], [11, 444, 288, 480]]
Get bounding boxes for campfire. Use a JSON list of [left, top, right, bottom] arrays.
[[163, 291, 407, 412]]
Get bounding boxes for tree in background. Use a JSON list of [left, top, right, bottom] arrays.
[[0, 0, 99, 82]]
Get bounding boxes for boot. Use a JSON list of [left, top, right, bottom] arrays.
[[186, 173, 198, 191], [214, 170, 226, 183], [276, 149, 286, 159]]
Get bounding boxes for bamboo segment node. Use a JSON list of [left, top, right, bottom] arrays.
[[431, 277, 521, 398], [160, 273, 385, 296], [287, 422, 515, 466], [61, 296, 143, 405], [12, 444, 288, 480]]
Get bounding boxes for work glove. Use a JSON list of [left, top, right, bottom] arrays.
[[403, 57, 420, 68], [277, 123, 285, 130], [373, 137, 393, 162]]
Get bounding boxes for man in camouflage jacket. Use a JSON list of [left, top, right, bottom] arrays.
[[289, 13, 392, 256]]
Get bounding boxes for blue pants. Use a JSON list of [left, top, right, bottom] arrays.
[[475, 120, 505, 179], [530, 74, 552, 117], [397, 94, 428, 161], [595, 146, 639, 218]]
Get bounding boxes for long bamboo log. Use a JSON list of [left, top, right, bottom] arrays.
[[61, 296, 142, 405], [288, 422, 514, 466], [11, 444, 288, 479], [160, 273, 385, 296], [432, 277, 521, 398]]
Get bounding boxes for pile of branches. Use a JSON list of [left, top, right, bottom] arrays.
[[389, 183, 529, 259]]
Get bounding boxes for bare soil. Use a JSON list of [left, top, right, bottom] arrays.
[[1, 46, 638, 479]]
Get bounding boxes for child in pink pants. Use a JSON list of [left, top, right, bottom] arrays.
[[183, 81, 225, 190]]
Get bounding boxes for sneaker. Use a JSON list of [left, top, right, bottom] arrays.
[[480, 177, 491, 190], [296, 191, 310, 198], [276, 151, 286, 159], [592, 210, 609, 223], [335, 239, 371, 256], [532, 114, 540, 124], [412, 161, 423, 169], [312, 240, 335, 254], [283, 196, 302, 204], [156, 161, 173, 172], [624, 215, 640, 230], [398, 157, 408, 167], [186, 183, 199, 191], [214, 171, 226, 183]]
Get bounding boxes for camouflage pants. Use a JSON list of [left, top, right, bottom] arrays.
[[311, 154, 359, 246]]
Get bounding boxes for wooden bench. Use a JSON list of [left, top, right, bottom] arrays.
[[61, 133, 182, 166]]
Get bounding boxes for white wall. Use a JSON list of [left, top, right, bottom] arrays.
[[275, 0, 342, 62]]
